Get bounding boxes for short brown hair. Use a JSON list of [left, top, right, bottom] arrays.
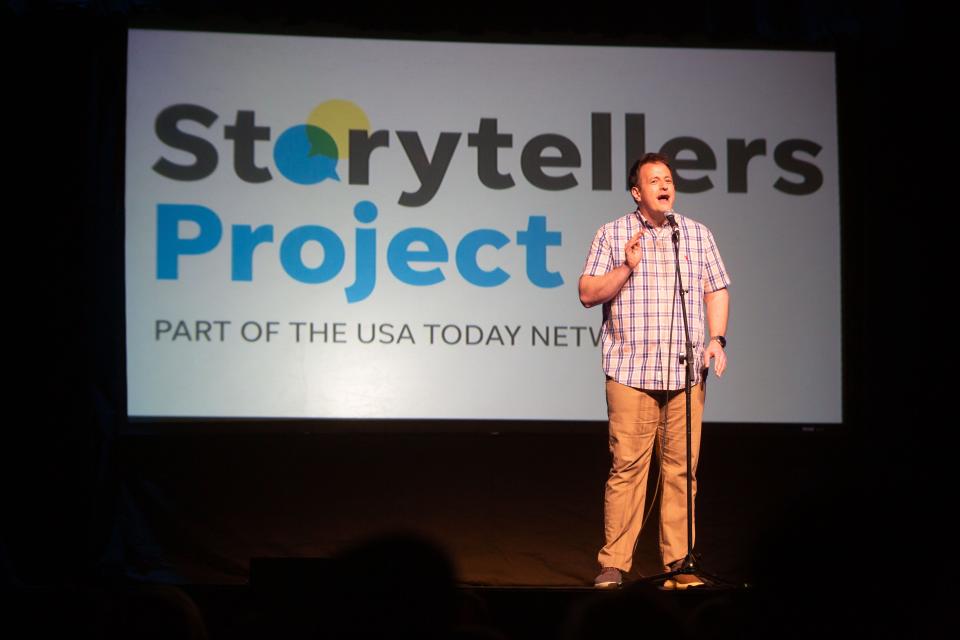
[[628, 153, 673, 190]]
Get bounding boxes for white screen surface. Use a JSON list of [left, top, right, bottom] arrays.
[[125, 29, 841, 422]]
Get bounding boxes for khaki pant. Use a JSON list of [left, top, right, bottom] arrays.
[[597, 378, 705, 572]]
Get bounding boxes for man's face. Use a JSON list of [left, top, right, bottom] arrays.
[[631, 162, 675, 216]]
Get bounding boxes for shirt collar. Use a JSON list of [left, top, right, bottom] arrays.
[[634, 207, 672, 230]]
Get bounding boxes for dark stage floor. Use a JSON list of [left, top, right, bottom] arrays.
[[11, 577, 943, 640]]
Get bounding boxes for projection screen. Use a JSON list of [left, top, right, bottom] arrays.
[[125, 29, 841, 422]]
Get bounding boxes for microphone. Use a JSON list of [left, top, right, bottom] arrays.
[[665, 210, 680, 245]]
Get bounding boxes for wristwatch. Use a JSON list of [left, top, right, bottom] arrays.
[[711, 335, 726, 348]]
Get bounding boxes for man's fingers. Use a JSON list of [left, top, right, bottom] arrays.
[[704, 347, 726, 377], [624, 230, 644, 268]]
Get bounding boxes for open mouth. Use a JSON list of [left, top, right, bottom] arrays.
[[657, 195, 670, 202]]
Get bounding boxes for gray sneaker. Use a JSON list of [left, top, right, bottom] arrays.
[[594, 567, 622, 588], [663, 557, 705, 590]]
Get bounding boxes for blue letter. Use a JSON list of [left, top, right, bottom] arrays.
[[456, 229, 510, 287], [345, 201, 378, 303], [387, 228, 448, 286], [280, 226, 345, 284], [232, 225, 274, 281], [157, 204, 223, 279], [516, 215, 563, 288]]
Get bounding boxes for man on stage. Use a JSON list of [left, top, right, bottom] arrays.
[[579, 153, 731, 589]]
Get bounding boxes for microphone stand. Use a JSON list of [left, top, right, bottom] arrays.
[[640, 215, 710, 589]]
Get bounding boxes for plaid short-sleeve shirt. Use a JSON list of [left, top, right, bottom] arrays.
[[582, 209, 730, 390]]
